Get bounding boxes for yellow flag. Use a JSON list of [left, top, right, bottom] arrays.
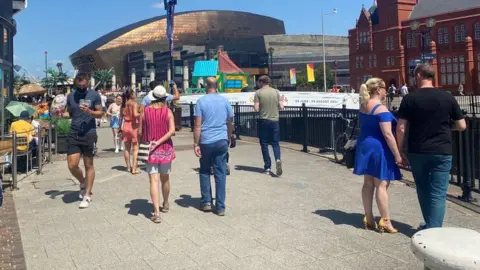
[[307, 63, 315, 82]]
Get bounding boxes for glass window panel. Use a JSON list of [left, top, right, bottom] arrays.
[[453, 73, 459, 85], [447, 74, 453, 85], [441, 74, 447, 85], [460, 73, 465, 84]]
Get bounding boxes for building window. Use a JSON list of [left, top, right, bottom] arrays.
[[440, 57, 446, 85], [368, 55, 372, 68], [359, 31, 370, 44], [359, 56, 364, 68], [459, 56, 465, 84], [438, 28, 449, 44], [391, 56, 395, 66], [412, 32, 417, 48], [455, 24, 467, 42], [390, 36, 394, 50], [385, 37, 390, 51], [356, 56, 360, 68], [225, 80, 243, 89], [373, 54, 377, 68], [367, 31, 370, 42], [387, 56, 390, 66], [475, 23, 480, 40], [407, 32, 412, 48]]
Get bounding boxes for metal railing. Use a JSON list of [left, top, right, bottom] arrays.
[[1, 122, 54, 190], [186, 102, 358, 153]]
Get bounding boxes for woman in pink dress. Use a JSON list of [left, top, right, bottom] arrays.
[[141, 85, 176, 223], [120, 90, 140, 174]]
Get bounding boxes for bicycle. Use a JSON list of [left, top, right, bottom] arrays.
[[333, 114, 358, 165]]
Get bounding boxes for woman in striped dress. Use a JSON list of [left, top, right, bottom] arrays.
[[141, 85, 176, 223]]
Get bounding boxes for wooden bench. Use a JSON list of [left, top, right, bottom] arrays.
[[411, 227, 480, 270]]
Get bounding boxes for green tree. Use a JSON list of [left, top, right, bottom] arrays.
[[92, 69, 113, 89], [41, 68, 70, 94], [295, 64, 335, 91]]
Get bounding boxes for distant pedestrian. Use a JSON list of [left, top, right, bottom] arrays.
[[399, 83, 409, 97], [254, 75, 284, 176], [396, 64, 466, 230], [106, 95, 123, 153], [388, 84, 396, 103], [66, 73, 103, 209], [354, 78, 401, 234], [120, 90, 140, 174], [458, 84, 464, 96], [194, 77, 234, 216], [100, 91, 108, 123], [141, 85, 176, 223]]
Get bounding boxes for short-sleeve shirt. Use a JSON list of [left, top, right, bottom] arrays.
[[254, 87, 280, 121], [142, 94, 174, 107], [9, 120, 34, 151], [101, 95, 107, 107], [397, 88, 464, 155], [67, 90, 101, 136], [194, 94, 234, 144]]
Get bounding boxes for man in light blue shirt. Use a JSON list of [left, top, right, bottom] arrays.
[[194, 77, 234, 216]]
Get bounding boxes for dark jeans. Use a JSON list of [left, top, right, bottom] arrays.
[[258, 119, 281, 170], [409, 153, 452, 229], [199, 140, 228, 211]]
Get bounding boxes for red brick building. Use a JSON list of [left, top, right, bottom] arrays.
[[349, 0, 480, 95]]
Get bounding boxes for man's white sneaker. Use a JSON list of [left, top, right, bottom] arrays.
[[115, 147, 119, 153], [264, 168, 271, 175], [79, 183, 86, 200], [79, 197, 92, 209]]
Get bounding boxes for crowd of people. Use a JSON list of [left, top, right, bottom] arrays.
[[62, 72, 283, 221], [57, 64, 463, 232]]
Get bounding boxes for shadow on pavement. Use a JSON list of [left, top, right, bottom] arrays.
[[125, 199, 152, 219], [313, 209, 416, 238], [175, 194, 202, 209], [234, 165, 265, 174], [111, 165, 130, 172], [45, 190, 79, 204], [102, 148, 116, 152]]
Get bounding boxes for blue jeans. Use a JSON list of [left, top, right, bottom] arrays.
[[409, 153, 452, 229], [258, 119, 281, 170], [199, 140, 228, 211]]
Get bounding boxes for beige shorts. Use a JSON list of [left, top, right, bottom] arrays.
[[146, 162, 172, 175]]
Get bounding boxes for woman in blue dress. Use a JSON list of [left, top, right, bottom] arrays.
[[354, 78, 402, 234]]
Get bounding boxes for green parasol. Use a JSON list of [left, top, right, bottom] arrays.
[[6, 101, 36, 117]]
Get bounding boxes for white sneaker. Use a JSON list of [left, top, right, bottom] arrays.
[[79, 183, 85, 200], [79, 197, 92, 209], [276, 160, 283, 176], [115, 147, 119, 153], [264, 168, 271, 175]]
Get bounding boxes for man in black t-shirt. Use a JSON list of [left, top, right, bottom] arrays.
[[66, 73, 104, 209], [396, 64, 466, 229]]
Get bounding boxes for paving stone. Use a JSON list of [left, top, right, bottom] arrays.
[[9, 129, 480, 269]]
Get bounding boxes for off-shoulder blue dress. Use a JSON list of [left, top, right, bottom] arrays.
[[353, 104, 401, 181]]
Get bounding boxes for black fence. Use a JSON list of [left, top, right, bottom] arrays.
[[186, 102, 358, 153], [450, 116, 480, 201], [455, 95, 480, 116]]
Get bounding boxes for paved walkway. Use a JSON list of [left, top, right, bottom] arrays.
[[11, 128, 480, 269]]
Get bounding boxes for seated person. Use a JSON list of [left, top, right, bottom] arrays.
[[9, 111, 36, 153]]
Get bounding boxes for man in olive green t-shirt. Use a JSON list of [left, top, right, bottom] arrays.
[[254, 75, 284, 176]]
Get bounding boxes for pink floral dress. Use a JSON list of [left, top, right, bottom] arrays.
[[142, 106, 175, 164]]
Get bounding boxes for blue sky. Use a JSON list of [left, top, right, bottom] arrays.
[[13, 0, 372, 78]]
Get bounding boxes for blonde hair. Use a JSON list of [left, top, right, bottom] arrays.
[[359, 78, 386, 104]]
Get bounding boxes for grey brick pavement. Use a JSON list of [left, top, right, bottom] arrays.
[[11, 129, 480, 269]]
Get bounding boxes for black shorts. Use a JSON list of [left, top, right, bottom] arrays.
[[67, 133, 98, 157]]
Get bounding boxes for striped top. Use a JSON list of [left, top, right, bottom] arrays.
[[142, 106, 175, 164]]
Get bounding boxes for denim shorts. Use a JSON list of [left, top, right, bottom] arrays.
[[146, 162, 172, 175]]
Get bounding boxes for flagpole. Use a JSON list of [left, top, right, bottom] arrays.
[[165, 0, 177, 94]]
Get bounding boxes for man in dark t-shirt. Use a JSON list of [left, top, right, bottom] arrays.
[[66, 73, 103, 209], [396, 64, 466, 229]]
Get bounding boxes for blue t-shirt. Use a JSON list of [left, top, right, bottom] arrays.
[[142, 94, 174, 106], [67, 90, 101, 135], [194, 94, 234, 144]]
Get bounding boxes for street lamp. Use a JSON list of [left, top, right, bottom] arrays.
[[164, 0, 178, 93], [268, 47, 275, 79], [410, 18, 436, 63], [56, 62, 63, 73], [322, 8, 338, 92]]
